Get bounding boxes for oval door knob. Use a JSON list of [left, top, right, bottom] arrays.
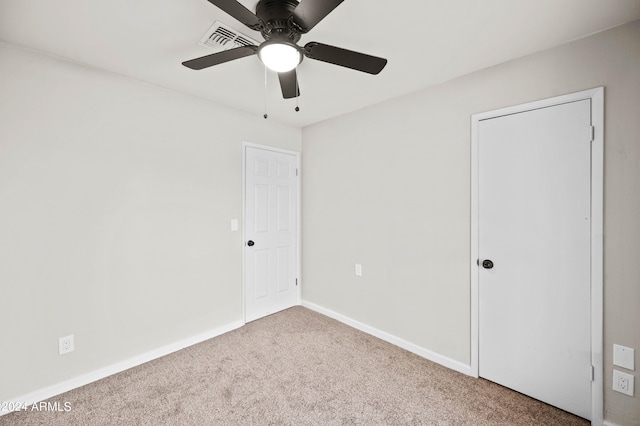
[[247, 240, 255, 247], [482, 259, 494, 269]]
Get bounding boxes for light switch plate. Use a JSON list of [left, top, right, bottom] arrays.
[[613, 344, 635, 370], [355, 264, 362, 277], [231, 219, 238, 231]]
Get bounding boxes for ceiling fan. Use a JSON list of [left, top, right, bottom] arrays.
[[182, 0, 388, 99]]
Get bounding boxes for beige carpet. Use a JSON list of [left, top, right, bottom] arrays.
[[2, 306, 588, 425]]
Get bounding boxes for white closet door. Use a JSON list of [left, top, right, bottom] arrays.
[[478, 100, 592, 419]]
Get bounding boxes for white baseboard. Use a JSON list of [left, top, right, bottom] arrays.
[[603, 421, 622, 426], [302, 300, 472, 377], [1, 320, 243, 416]]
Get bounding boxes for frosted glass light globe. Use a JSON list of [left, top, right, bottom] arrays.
[[259, 43, 301, 73]]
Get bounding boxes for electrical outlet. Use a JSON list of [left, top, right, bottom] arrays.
[[613, 369, 634, 396], [58, 335, 74, 355]]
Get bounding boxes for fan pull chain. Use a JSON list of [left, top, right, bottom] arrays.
[[263, 65, 268, 119], [295, 75, 300, 112]]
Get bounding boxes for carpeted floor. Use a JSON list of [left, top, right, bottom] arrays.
[[2, 306, 588, 425]]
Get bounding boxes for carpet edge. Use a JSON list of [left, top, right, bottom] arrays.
[[0, 320, 244, 417], [301, 301, 472, 376]]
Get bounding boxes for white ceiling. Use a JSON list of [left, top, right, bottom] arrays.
[[1, 0, 639, 128]]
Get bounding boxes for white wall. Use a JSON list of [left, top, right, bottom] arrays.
[[0, 42, 300, 403], [2, 19, 639, 425], [302, 20, 640, 425]]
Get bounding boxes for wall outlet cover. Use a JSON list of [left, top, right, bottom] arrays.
[[59, 335, 74, 355], [612, 369, 634, 396]]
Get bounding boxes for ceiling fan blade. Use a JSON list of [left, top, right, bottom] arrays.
[[182, 45, 258, 70], [278, 69, 300, 99], [292, 0, 345, 33], [206, 0, 263, 31], [304, 42, 387, 75]]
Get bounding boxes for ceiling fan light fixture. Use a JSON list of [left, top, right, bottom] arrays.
[[258, 41, 302, 73]]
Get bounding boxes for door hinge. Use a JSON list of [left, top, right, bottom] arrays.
[[590, 365, 595, 381], [296, 278, 298, 286], [590, 126, 595, 142], [296, 168, 298, 176]]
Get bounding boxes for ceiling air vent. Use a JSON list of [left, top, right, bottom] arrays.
[[199, 21, 260, 51]]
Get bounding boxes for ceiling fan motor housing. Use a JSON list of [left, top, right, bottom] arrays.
[[256, 0, 302, 43]]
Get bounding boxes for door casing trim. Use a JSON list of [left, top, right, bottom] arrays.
[[470, 87, 604, 423], [242, 142, 301, 323]]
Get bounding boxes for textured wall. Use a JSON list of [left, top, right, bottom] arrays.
[[0, 42, 300, 403], [302, 20, 640, 425]]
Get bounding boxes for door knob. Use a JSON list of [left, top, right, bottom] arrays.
[[247, 240, 255, 247], [482, 259, 494, 269]]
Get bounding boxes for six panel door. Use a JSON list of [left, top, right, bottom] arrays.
[[245, 146, 298, 322]]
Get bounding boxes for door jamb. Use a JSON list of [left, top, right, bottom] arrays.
[[242, 142, 302, 324], [469, 87, 604, 423]]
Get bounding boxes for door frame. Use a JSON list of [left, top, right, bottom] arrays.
[[242, 142, 301, 323], [470, 87, 604, 423]]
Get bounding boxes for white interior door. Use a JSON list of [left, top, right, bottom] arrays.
[[478, 100, 592, 419], [244, 145, 299, 322]]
